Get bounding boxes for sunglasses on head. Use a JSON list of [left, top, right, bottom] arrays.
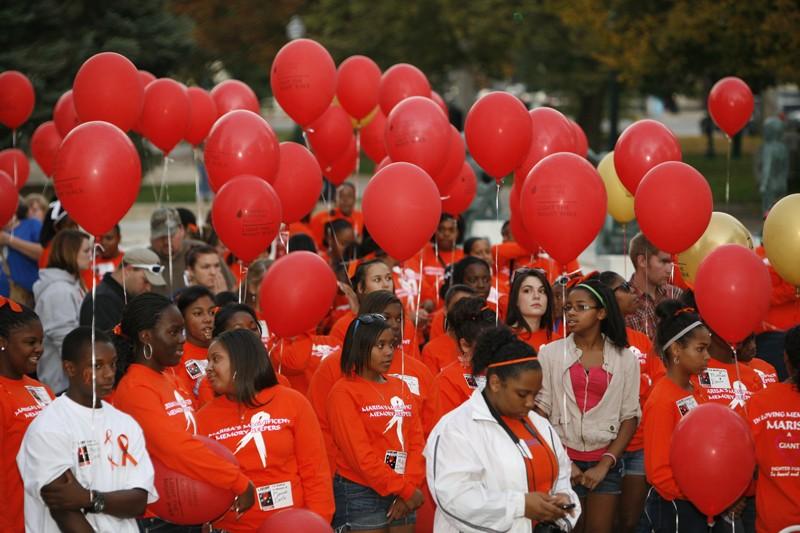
[[128, 263, 165, 274], [614, 281, 634, 293], [511, 267, 546, 284], [353, 313, 387, 334]]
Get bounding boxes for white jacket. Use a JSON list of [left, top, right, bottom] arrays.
[[425, 390, 580, 533]]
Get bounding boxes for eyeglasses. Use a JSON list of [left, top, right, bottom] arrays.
[[614, 281, 634, 294], [128, 263, 165, 274], [563, 303, 599, 313]]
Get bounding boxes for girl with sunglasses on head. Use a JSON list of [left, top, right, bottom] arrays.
[[434, 296, 497, 420], [535, 278, 639, 533], [172, 286, 216, 408], [0, 298, 53, 532], [327, 312, 426, 533], [597, 270, 666, 533], [506, 268, 561, 353], [112, 294, 255, 532], [197, 329, 334, 531], [310, 291, 437, 468], [426, 326, 580, 533], [642, 300, 742, 532]]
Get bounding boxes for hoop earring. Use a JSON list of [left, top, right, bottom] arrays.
[[143, 343, 153, 361], [233, 371, 237, 380], [673, 357, 680, 365]]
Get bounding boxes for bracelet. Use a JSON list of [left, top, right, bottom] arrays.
[[601, 452, 617, 467]]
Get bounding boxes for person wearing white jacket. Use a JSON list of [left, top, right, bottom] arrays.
[[33, 229, 89, 394], [425, 327, 580, 533]]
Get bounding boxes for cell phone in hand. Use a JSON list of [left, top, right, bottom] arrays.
[[560, 503, 576, 510]]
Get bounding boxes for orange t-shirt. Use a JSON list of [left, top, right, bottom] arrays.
[[421, 334, 459, 375], [627, 328, 665, 451], [746, 357, 780, 389], [429, 308, 446, 340], [690, 358, 763, 419], [748, 382, 800, 533], [643, 377, 707, 500], [502, 415, 557, 495], [329, 311, 421, 360], [435, 360, 485, 421], [167, 342, 214, 408], [512, 327, 559, 353], [326, 375, 425, 500], [113, 363, 250, 509], [0, 375, 54, 532], [308, 347, 438, 471], [197, 385, 334, 531], [406, 243, 464, 309], [269, 334, 342, 395], [309, 208, 364, 247]]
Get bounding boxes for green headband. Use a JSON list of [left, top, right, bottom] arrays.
[[576, 283, 606, 308]]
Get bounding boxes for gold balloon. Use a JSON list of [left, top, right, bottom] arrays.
[[677, 212, 754, 286], [763, 193, 800, 286], [597, 151, 635, 224]]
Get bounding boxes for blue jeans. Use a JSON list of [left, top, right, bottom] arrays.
[[333, 475, 416, 531], [572, 458, 624, 498]]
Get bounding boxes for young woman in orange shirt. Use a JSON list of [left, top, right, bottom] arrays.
[[505, 268, 558, 353], [111, 294, 255, 532], [197, 329, 334, 531], [0, 297, 54, 532], [173, 286, 216, 407], [327, 313, 426, 533], [643, 300, 741, 531]]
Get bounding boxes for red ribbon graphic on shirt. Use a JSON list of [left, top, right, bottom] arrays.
[[106, 430, 138, 467]]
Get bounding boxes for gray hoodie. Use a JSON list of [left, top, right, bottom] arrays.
[[33, 268, 84, 393]]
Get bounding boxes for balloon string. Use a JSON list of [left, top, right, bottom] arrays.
[[561, 272, 569, 426], [166, 214, 174, 288], [414, 252, 423, 330], [11, 130, 18, 188], [725, 135, 732, 205], [90, 237, 100, 489], [41, 179, 50, 197], [644, 249, 650, 339], [731, 344, 748, 419], [193, 148, 204, 238], [238, 260, 248, 304], [355, 129, 361, 178], [622, 223, 628, 279], [158, 155, 171, 206], [433, 239, 439, 308], [495, 182, 501, 326]]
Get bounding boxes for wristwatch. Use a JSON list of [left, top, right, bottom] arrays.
[[86, 490, 106, 514]]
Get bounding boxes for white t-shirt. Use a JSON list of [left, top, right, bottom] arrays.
[[17, 395, 157, 533]]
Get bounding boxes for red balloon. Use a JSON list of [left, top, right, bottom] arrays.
[[521, 153, 606, 265], [306, 105, 353, 165], [320, 134, 357, 186], [514, 107, 576, 183], [185, 87, 218, 146], [204, 110, 280, 191], [432, 125, 465, 193], [54, 121, 141, 236], [634, 161, 713, 254], [53, 90, 81, 137], [509, 182, 540, 253], [441, 162, 477, 216], [271, 39, 336, 127], [212, 176, 282, 263], [258, 508, 333, 532], [0, 171, 16, 227], [359, 110, 387, 164], [139, 79, 190, 155], [260, 251, 338, 337], [150, 435, 238, 525], [694, 244, 771, 343], [273, 142, 322, 223], [431, 90, 448, 116], [570, 119, 588, 158], [138, 70, 156, 88], [708, 77, 754, 137], [337, 55, 381, 121], [0, 149, 30, 190], [374, 155, 392, 174], [465, 92, 532, 181], [363, 162, 442, 261], [379, 64, 431, 116], [72, 52, 143, 131], [614, 119, 682, 194], [0, 71, 35, 129], [670, 403, 756, 518], [211, 79, 260, 117], [385, 96, 450, 178], [31, 121, 62, 178]]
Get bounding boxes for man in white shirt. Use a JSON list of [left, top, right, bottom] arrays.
[[17, 326, 157, 532]]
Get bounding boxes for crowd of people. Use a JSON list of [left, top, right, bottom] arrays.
[[1, 184, 799, 533]]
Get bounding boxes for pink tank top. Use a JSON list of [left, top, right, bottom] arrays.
[[567, 363, 612, 461]]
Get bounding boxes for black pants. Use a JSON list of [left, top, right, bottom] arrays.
[[642, 491, 742, 533], [137, 518, 202, 533]]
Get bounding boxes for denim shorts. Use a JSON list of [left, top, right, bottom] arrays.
[[622, 448, 646, 477], [332, 475, 416, 531], [571, 458, 623, 497]]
